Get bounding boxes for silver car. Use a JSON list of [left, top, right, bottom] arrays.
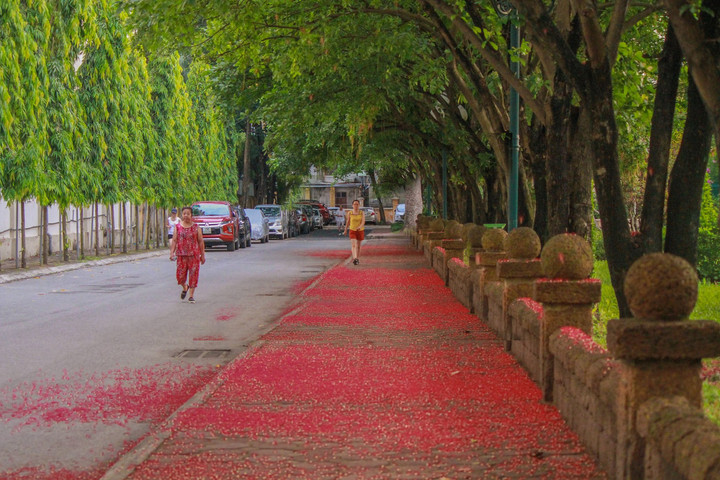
[[244, 208, 270, 243], [312, 207, 323, 229], [255, 204, 289, 239]]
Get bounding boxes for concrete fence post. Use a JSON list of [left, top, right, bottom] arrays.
[[606, 253, 720, 479], [495, 227, 543, 351], [533, 234, 600, 402], [471, 228, 508, 322]]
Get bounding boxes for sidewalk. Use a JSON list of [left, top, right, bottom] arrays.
[[0, 247, 167, 285], [102, 236, 607, 479]]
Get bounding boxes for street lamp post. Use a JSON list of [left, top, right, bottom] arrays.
[[492, 0, 519, 232]]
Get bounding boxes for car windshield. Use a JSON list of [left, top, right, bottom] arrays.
[[193, 203, 229, 216], [257, 206, 280, 217], [397, 204, 405, 212]]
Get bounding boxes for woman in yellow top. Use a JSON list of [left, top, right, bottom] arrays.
[[344, 199, 366, 265]]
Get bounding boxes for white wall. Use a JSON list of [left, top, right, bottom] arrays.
[[0, 195, 148, 262]]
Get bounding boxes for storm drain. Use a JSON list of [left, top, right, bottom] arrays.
[[174, 349, 232, 359]]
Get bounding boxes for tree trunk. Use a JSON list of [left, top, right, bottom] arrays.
[[569, 108, 594, 241], [405, 174, 423, 230], [546, 71, 574, 236], [368, 169, 387, 223], [110, 204, 115, 254], [155, 207, 161, 249], [665, 77, 713, 264], [122, 203, 127, 254], [640, 24, 683, 253], [41, 205, 49, 265], [145, 203, 151, 250], [62, 209, 69, 261], [20, 200, 26, 269], [95, 203, 100, 257], [527, 120, 549, 241], [243, 120, 252, 208], [583, 71, 637, 317], [135, 204, 140, 251], [80, 207, 85, 259]]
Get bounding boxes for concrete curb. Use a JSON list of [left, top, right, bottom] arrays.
[[0, 250, 167, 285]]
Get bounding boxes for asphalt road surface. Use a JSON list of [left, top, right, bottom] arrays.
[[0, 228, 354, 477]]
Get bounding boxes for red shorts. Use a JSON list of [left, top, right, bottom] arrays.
[[349, 229, 365, 241]]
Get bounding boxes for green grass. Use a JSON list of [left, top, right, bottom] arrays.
[[592, 260, 720, 425]]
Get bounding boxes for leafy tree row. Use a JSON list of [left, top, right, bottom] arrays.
[[0, 0, 238, 254], [122, 0, 720, 314]]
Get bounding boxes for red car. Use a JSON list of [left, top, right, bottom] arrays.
[[191, 201, 241, 251], [298, 200, 331, 225]]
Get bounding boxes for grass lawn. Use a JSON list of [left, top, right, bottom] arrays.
[[592, 261, 720, 425]]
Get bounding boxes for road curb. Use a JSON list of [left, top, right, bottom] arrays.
[[0, 250, 168, 285]]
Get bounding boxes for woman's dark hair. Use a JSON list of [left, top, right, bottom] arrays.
[[352, 199, 360, 205], [181, 206, 193, 214]]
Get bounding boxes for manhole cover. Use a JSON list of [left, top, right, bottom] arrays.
[[174, 349, 231, 359]]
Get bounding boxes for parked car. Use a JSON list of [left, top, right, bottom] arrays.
[[327, 206, 340, 225], [394, 203, 406, 223], [362, 207, 377, 224], [288, 209, 300, 237], [244, 208, 270, 243], [312, 207, 323, 229], [294, 207, 309, 234], [296, 204, 314, 234], [232, 206, 252, 248], [298, 200, 331, 225], [191, 201, 241, 251], [255, 204, 289, 239]]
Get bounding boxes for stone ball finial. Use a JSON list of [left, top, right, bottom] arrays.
[[417, 215, 430, 229], [429, 218, 444, 231], [482, 228, 508, 252], [540, 233, 594, 279], [468, 225, 487, 248], [624, 253, 698, 321], [503, 227, 541, 259], [447, 221, 463, 239], [461, 223, 475, 243]]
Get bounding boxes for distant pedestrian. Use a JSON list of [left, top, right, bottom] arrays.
[[335, 206, 345, 233], [167, 208, 180, 241], [344, 199, 366, 265], [169, 206, 205, 304]]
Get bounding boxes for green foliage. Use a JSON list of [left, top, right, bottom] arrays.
[[697, 176, 720, 282], [591, 224, 606, 261]]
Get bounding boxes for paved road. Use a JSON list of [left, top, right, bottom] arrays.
[[0, 228, 355, 477]]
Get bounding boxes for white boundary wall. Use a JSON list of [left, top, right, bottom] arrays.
[[0, 194, 153, 262]]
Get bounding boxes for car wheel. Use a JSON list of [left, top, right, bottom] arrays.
[[239, 235, 246, 248], [226, 241, 234, 251]]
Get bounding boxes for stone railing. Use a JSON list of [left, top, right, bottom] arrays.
[[412, 221, 720, 480]]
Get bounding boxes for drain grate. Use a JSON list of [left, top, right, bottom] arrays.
[[174, 349, 231, 359]]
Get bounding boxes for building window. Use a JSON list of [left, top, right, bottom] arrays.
[[335, 191, 347, 208]]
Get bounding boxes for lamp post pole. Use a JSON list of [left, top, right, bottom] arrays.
[[492, 0, 519, 232]]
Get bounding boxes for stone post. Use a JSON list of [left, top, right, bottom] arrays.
[[606, 253, 720, 479], [471, 228, 508, 322], [412, 215, 431, 249], [447, 224, 486, 311], [433, 221, 464, 285], [421, 218, 445, 260], [493, 227, 543, 351], [533, 234, 600, 402]]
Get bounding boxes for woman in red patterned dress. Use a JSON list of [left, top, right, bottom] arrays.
[[169, 206, 205, 303]]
